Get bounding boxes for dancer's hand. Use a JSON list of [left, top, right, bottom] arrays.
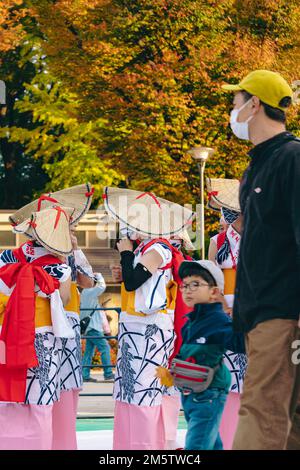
[[117, 239, 133, 253], [111, 265, 122, 283], [70, 230, 78, 250]]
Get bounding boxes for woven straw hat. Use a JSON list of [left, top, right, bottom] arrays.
[[103, 187, 194, 238], [13, 206, 75, 256], [206, 178, 240, 212], [9, 183, 94, 230], [171, 229, 195, 251]]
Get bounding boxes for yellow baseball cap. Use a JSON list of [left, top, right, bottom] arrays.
[[222, 70, 293, 111]]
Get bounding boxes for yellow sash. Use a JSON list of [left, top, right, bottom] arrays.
[[0, 294, 9, 326], [64, 282, 80, 315], [121, 280, 177, 317], [0, 293, 52, 328], [223, 268, 236, 296], [0, 282, 80, 328]]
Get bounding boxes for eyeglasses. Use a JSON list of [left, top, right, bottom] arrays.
[[179, 281, 209, 292]]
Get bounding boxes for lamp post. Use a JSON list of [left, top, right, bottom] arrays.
[[0, 81, 6, 116], [188, 146, 215, 259]]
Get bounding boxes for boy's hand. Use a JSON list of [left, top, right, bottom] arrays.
[[225, 307, 233, 317]]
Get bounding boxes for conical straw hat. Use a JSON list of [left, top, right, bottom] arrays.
[[9, 183, 94, 228], [12, 218, 35, 239], [103, 187, 194, 238], [14, 206, 75, 256], [206, 178, 240, 212], [171, 229, 195, 251]]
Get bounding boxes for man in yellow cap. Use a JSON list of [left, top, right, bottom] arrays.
[[222, 70, 300, 450]]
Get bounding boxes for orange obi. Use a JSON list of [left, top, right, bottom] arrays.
[[223, 268, 236, 296], [121, 280, 177, 317], [64, 282, 80, 315], [0, 293, 52, 328]]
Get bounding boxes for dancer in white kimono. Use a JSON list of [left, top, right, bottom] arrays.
[[104, 186, 194, 450]]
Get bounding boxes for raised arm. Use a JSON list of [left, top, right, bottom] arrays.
[[117, 239, 163, 292]]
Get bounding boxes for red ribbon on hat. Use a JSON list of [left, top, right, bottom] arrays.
[[53, 206, 69, 230], [85, 187, 95, 197], [37, 195, 59, 212], [208, 191, 219, 200], [27, 220, 37, 229], [135, 192, 161, 208]]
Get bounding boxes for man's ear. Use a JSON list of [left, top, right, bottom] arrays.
[[252, 95, 261, 112]]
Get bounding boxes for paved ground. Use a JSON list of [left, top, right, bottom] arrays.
[[78, 371, 186, 419], [78, 371, 115, 418], [77, 372, 300, 450], [77, 429, 187, 450]]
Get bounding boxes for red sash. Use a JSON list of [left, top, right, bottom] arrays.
[[0, 242, 62, 402], [217, 230, 237, 270], [217, 231, 226, 250]]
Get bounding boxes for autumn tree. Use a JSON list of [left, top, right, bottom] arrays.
[[1, 0, 300, 232], [0, 0, 51, 208], [0, 0, 27, 53]]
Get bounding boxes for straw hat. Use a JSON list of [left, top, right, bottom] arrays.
[[171, 229, 195, 251], [9, 183, 94, 229], [13, 206, 75, 256], [103, 187, 194, 238], [206, 178, 240, 212]]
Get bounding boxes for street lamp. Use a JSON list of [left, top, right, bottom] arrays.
[[0, 80, 6, 116], [188, 146, 215, 259]]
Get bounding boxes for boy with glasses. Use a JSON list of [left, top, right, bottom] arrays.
[[167, 260, 245, 450]]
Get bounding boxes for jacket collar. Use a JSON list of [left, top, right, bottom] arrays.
[[249, 131, 295, 164], [186, 302, 223, 322]]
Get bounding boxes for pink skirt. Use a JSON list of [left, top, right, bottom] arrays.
[[0, 403, 53, 450], [52, 389, 79, 450], [161, 395, 181, 449], [0, 389, 79, 450], [219, 392, 241, 450], [113, 394, 181, 450], [113, 401, 165, 450]]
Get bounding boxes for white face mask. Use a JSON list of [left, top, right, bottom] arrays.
[[230, 98, 254, 140]]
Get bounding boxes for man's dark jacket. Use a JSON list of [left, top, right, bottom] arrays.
[[233, 132, 300, 332]]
